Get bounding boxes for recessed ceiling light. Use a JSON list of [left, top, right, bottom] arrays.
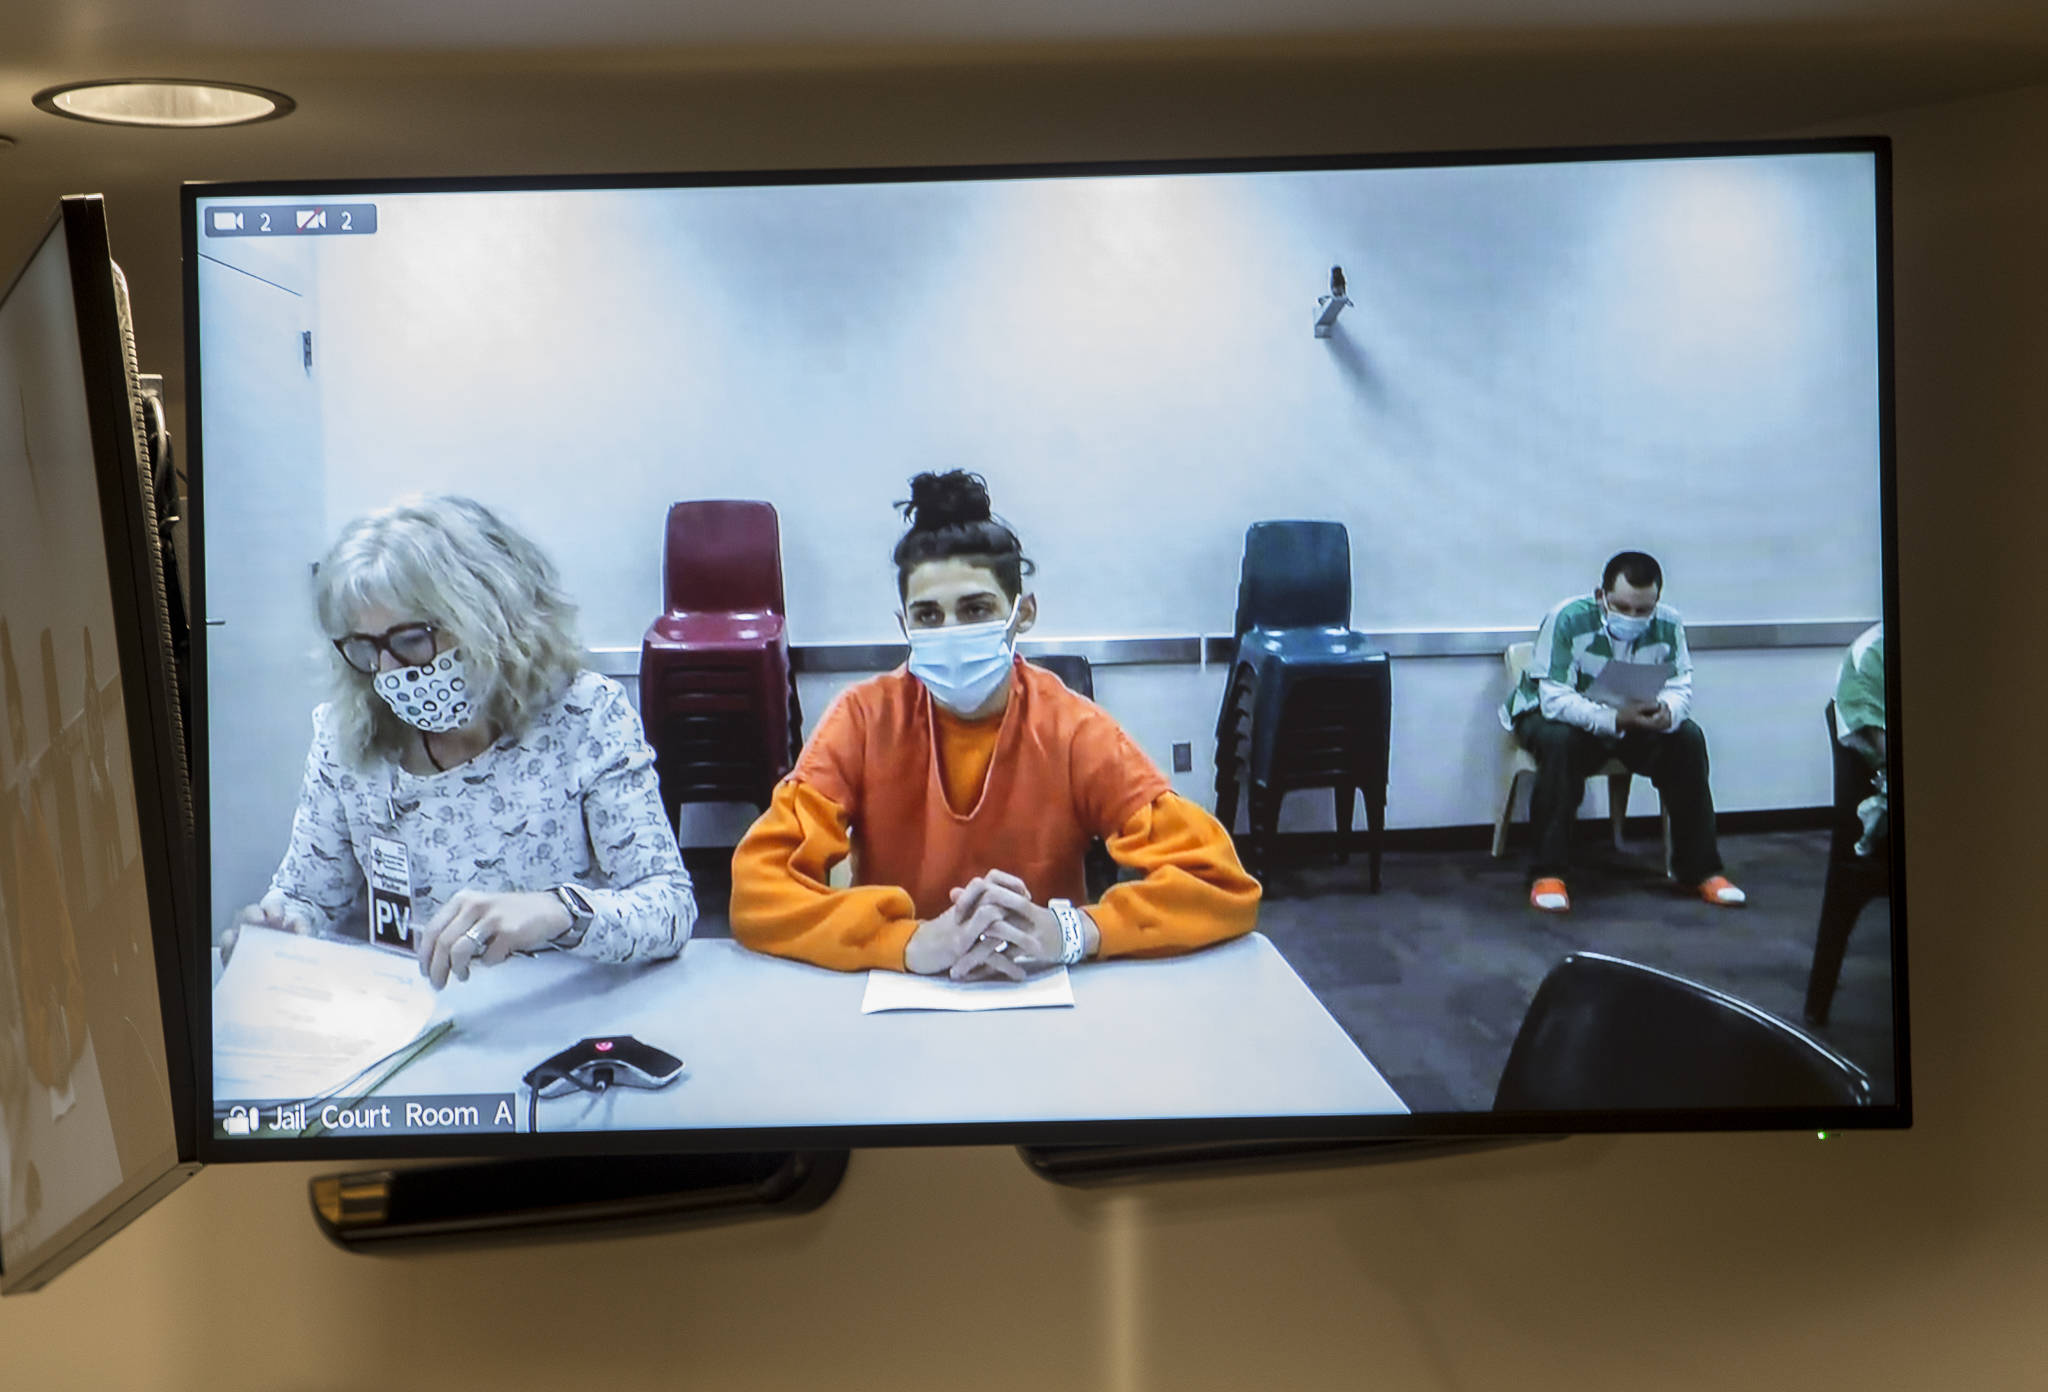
[[33, 79, 293, 129], [0, 135, 17, 152]]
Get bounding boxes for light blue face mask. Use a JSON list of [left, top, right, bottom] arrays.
[[1603, 605, 1652, 644], [904, 609, 1022, 715]]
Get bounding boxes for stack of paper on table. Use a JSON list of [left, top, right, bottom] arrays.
[[212, 931, 440, 1100], [860, 967, 1075, 1014]]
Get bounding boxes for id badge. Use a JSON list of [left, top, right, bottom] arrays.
[[367, 835, 416, 952]]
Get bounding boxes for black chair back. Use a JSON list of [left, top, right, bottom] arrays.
[[1494, 952, 1872, 1112], [1028, 653, 1095, 702], [1026, 654, 1118, 897], [1234, 521, 1352, 639]]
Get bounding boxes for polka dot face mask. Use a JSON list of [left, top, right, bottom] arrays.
[[372, 649, 474, 733]]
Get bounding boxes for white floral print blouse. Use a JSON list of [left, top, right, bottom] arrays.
[[261, 671, 694, 962]]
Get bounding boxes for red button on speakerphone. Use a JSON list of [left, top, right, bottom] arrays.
[[595, 1040, 613, 1051]]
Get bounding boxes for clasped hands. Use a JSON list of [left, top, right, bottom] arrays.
[[1616, 700, 1674, 734], [903, 868, 1096, 982]]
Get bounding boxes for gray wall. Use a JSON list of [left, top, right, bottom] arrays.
[[206, 156, 1879, 644], [195, 154, 1879, 886]]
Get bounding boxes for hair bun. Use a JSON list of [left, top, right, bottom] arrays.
[[899, 470, 993, 530]]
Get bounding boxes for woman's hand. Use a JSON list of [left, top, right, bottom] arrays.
[[416, 889, 573, 990], [218, 899, 315, 965]]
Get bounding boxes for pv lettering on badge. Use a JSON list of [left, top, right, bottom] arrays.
[[367, 834, 417, 951]]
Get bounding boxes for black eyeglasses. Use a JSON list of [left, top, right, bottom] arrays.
[[334, 623, 439, 675]]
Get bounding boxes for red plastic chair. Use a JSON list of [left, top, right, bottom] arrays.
[[640, 501, 801, 826]]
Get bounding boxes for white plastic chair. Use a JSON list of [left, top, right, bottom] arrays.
[[1493, 642, 1672, 876]]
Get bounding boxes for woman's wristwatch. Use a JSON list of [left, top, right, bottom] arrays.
[[549, 884, 595, 950], [1047, 899, 1089, 966]]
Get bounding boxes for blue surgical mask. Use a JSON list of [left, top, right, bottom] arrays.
[[905, 611, 1021, 716], [1603, 606, 1652, 644]]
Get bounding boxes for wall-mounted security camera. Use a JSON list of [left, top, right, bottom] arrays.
[[1314, 265, 1351, 338]]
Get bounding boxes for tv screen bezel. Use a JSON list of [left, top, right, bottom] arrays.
[[179, 134, 1909, 1164]]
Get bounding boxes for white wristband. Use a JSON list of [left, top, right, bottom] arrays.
[[1048, 898, 1086, 966]]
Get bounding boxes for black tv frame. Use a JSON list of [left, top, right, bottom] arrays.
[[179, 134, 1909, 1168], [1, 196, 201, 1292]]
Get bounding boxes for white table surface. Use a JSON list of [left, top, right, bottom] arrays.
[[228, 932, 1408, 1134]]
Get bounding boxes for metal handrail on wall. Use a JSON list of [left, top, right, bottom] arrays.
[[587, 619, 1875, 679]]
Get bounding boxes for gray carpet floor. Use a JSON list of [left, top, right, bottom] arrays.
[[685, 825, 1898, 1116], [1252, 827, 1897, 1113]]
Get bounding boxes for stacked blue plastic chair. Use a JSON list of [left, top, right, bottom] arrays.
[[1213, 520, 1391, 890]]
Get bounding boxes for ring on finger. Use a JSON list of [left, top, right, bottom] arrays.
[[462, 924, 490, 951]]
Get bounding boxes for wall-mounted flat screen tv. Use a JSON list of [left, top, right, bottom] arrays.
[[184, 138, 1906, 1160]]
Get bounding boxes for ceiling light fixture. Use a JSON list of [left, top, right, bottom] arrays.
[[33, 79, 294, 129]]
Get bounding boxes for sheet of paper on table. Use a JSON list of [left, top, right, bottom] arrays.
[[212, 931, 439, 1100], [860, 966, 1075, 1014], [1585, 659, 1674, 709]]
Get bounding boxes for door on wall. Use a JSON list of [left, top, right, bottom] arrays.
[[194, 250, 328, 951]]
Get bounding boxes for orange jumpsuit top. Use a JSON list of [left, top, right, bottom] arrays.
[[729, 659, 1259, 971]]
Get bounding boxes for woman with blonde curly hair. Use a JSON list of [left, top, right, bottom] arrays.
[[226, 495, 694, 988]]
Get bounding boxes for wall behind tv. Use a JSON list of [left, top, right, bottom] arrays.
[[4, 57, 2044, 1392]]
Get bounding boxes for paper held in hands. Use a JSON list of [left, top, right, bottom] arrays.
[[861, 967, 1075, 1014], [213, 930, 440, 1100], [1585, 659, 1674, 709]]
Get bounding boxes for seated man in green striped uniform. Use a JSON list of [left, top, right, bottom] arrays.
[[1500, 550, 1747, 914], [1834, 622, 1886, 857]]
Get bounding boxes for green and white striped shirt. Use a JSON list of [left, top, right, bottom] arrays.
[[1500, 594, 1695, 737], [1834, 623, 1884, 738]]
